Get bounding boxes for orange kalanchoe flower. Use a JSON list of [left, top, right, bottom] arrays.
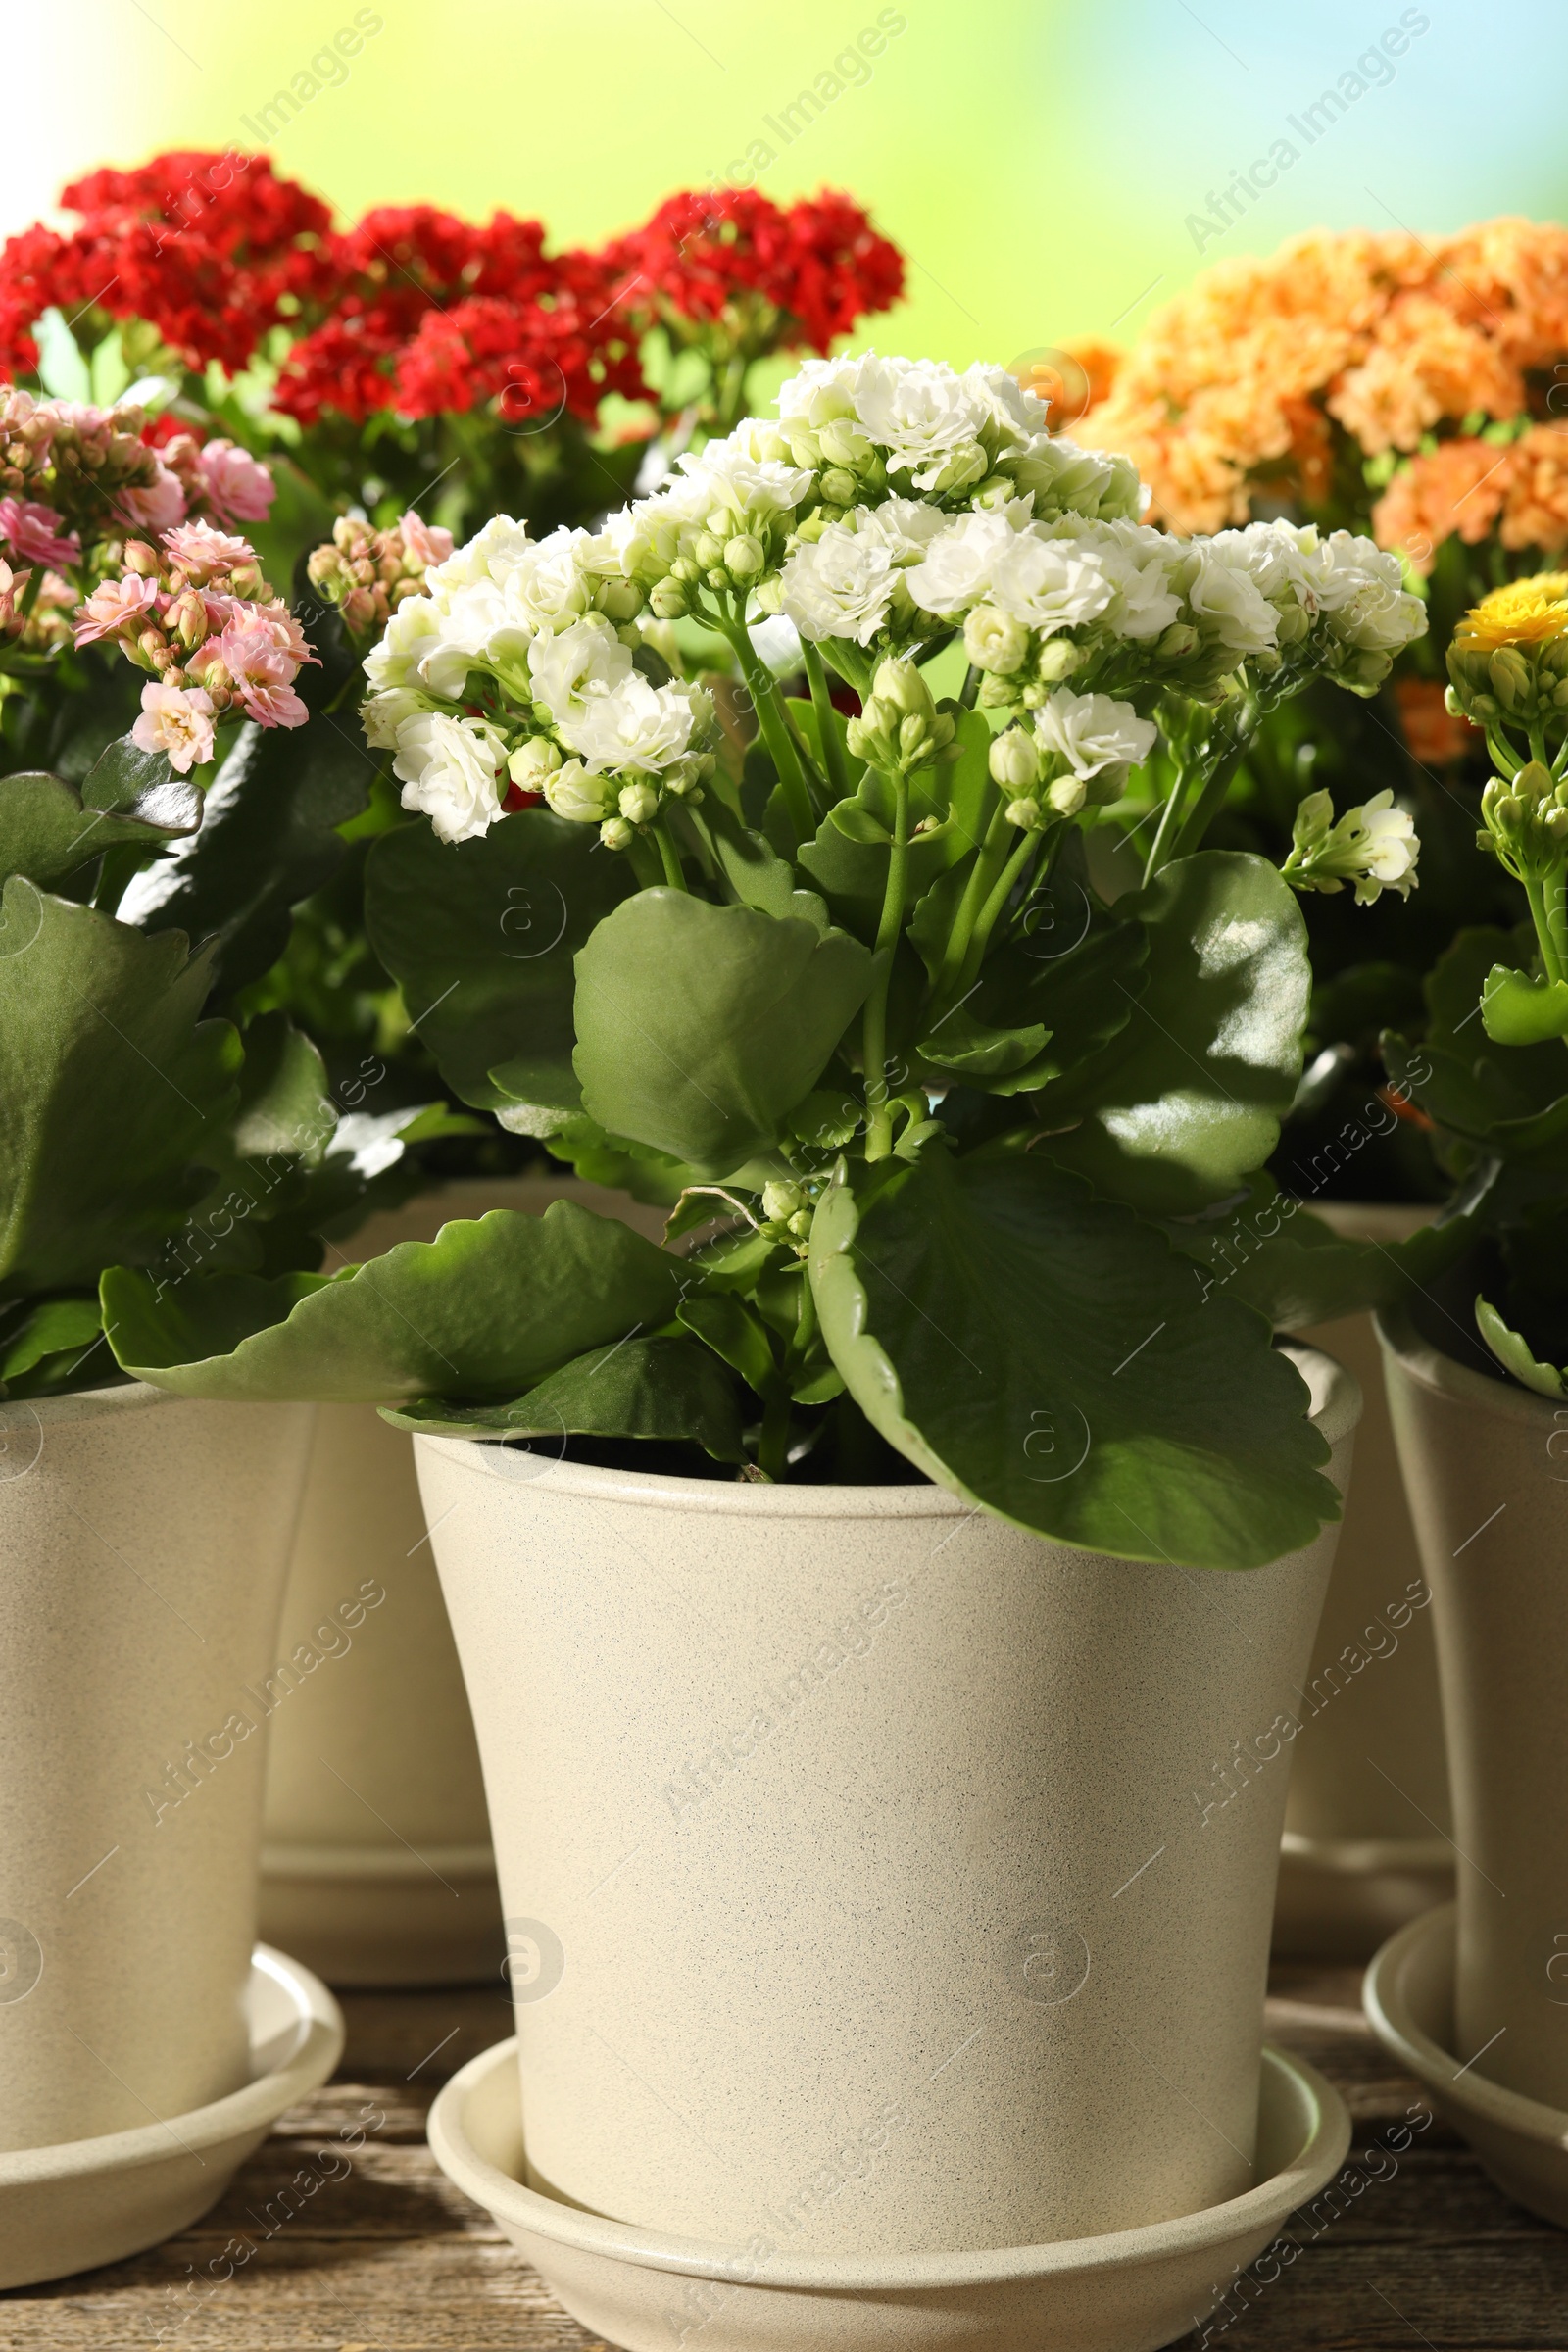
[[1076, 219, 1568, 550]]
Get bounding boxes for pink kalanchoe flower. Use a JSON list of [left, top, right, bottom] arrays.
[[239, 679, 310, 728], [0, 558, 30, 631], [161, 519, 255, 580], [251, 596, 318, 666], [131, 681, 217, 773], [0, 496, 80, 569], [400, 510, 454, 567], [73, 571, 162, 647], [197, 439, 275, 525], [117, 463, 187, 535]]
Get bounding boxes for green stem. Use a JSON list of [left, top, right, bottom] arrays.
[[862, 767, 911, 1163], [959, 663, 981, 710], [651, 819, 688, 891], [932, 798, 1011, 1007], [803, 641, 849, 801], [758, 1384, 792, 1482], [1167, 741, 1248, 864], [1526, 875, 1567, 986], [963, 828, 1042, 983], [1142, 767, 1190, 888], [715, 609, 815, 845], [624, 833, 663, 891]]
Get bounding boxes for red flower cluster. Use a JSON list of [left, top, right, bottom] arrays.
[[0, 154, 905, 436], [608, 187, 905, 353], [272, 203, 643, 427], [0, 151, 332, 376]]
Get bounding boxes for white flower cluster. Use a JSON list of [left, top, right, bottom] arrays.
[[362, 515, 715, 846]]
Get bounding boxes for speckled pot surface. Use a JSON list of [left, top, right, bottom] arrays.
[[1279, 1202, 1452, 1960], [1379, 1307, 1568, 2108], [416, 1344, 1357, 2255], [0, 1384, 314, 2153], [260, 1175, 665, 1985]]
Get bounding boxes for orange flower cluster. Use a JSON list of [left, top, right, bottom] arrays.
[[1077, 220, 1568, 549]]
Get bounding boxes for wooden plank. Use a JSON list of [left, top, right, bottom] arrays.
[[2, 1966, 1564, 2352]]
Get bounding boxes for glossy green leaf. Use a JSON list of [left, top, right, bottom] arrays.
[[573, 890, 872, 1176], [677, 1291, 777, 1396], [0, 1294, 107, 1395], [0, 884, 239, 1298], [1476, 1295, 1566, 1397], [809, 1153, 1337, 1569], [1162, 1178, 1487, 1328], [797, 708, 993, 918], [0, 767, 200, 889], [916, 1007, 1050, 1079], [703, 805, 829, 931], [1038, 851, 1310, 1213], [103, 1200, 686, 1402], [367, 808, 633, 1120], [380, 1334, 747, 1460]]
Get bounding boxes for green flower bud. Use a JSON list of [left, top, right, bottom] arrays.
[[649, 581, 687, 619], [1045, 775, 1088, 818], [725, 533, 764, 579], [1004, 794, 1042, 830], [751, 575, 784, 614], [1035, 639, 1084, 683], [509, 736, 563, 786], [1273, 604, 1310, 647], [899, 712, 931, 760], [600, 817, 635, 851], [818, 467, 858, 508], [1481, 759, 1568, 880], [618, 781, 660, 826], [596, 578, 643, 623], [817, 418, 872, 469], [873, 658, 936, 722], [761, 1180, 805, 1223], [1489, 647, 1534, 710], [786, 1208, 814, 1241], [964, 603, 1029, 675], [989, 726, 1040, 790]]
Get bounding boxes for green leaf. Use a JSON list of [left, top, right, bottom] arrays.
[[572, 891, 872, 1177], [1038, 851, 1310, 1214], [0, 1294, 106, 1395], [1162, 1177, 1486, 1327], [917, 1007, 1050, 1080], [1481, 963, 1568, 1046], [121, 692, 380, 995], [380, 1334, 747, 1461], [367, 808, 633, 1118], [0, 884, 240, 1298], [0, 767, 200, 889], [704, 805, 829, 931], [1476, 1294, 1567, 1397], [546, 1112, 693, 1207], [677, 1291, 778, 1396], [230, 1012, 335, 1162], [797, 708, 993, 919], [809, 1154, 1337, 1570], [103, 1200, 687, 1402]]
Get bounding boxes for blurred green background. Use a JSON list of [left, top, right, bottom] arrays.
[[14, 0, 1568, 373]]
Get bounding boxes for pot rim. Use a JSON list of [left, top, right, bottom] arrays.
[[4, 1377, 172, 1428], [427, 2036, 1349, 2290], [414, 1339, 1359, 1521], [1375, 1304, 1560, 1429]]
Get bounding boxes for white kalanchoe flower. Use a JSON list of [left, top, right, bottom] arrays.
[[833, 355, 992, 493], [362, 684, 432, 748], [1178, 544, 1280, 657], [562, 673, 711, 775], [424, 513, 535, 596], [363, 594, 447, 694], [1283, 788, 1420, 904], [391, 712, 510, 844], [1033, 689, 1158, 814], [507, 736, 563, 790], [542, 759, 616, 825], [527, 613, 633, 717], [1047, 517, 1184, 642]]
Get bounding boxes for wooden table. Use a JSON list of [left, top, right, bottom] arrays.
[[5, 1964, 1566, 2349]]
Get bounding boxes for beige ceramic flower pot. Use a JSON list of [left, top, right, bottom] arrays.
[[1379, 1304, 1568, 2107], [416, 1344, 1357, 2255], [1277, 1201, 1452, 1958], [260, 1172, 667, 1985], [0, 1383, 314, 2155]]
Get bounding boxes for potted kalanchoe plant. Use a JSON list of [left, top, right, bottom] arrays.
[[1369, 570, 1568, 2176], [102, 355, 1427, 2281]]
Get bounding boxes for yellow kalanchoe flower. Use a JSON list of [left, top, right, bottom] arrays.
[[1455, 572, 1568, 652]]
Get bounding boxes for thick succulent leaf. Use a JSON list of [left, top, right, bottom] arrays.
[[381, 1335, 747, 1460], [1037, 851, 1310, 1213], [367, 808, 633, 1120], [0, 883, 239, 1298], [573, 890, 872, 1176], [916, 1008, 1050, 1079], [1163, 1176, 1488, 1327], [808, 1153, 1337, 1570], [703, 803, 830, 931], [1481, 964, 1568, 1046], [0, 766, 200, 889], [103, 1200, 686, 1402], [1475, 1296, 1566, 1397], [0, 1294, 108, 1396], [119, 682, 379, 994]]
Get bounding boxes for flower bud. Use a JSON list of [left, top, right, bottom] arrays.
[[510, 736, 564, 787], [1045, 775, 1088, 818], [340, 586, 378, 634], [600, 816, 634, 851], [751, 574, 784, 614], [693, 532, 725, 570], [1156, 622, 1199, 662], [1004, 795, 1041, 831], [989, 726, 1040, 790], [964, 603, 1028, 675], [1489, 647, 1534, 710], [649, 579, 688, 619], [761, 1180, 805, 1223], [597, 577, 643, 622], [1035, 639, 1084, 683], [724, 533, 764, 578], [818, 468, 858, 508], [817, 418, 871, 469], [123, 540, 161, 577], [618, 781, 660, 825], [545, 760, 612, 824], [1273, 604, 1309, 647], [873, 658, 935, 722]]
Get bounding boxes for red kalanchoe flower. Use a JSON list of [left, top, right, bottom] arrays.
[[781, 192, 905, 350], [611, 186, 904, 359], [392, 294, 644, 424]]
